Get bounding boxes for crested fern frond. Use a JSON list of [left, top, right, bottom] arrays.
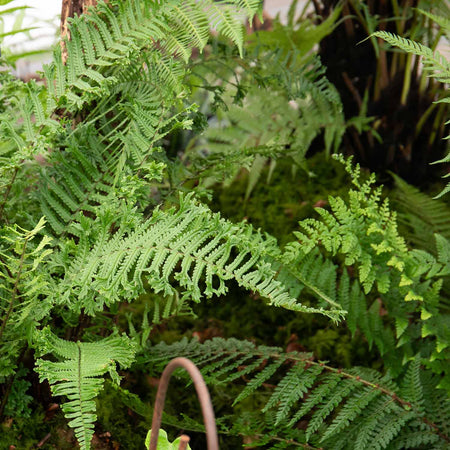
[[55, 194, 343, 319], [35, 327, 136, 450], [293, 155, 418, 299], [143, 338, 450, 448]]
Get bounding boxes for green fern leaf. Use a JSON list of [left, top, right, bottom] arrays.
[[35, 328, 136, 450]]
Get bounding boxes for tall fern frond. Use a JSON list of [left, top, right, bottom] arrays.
[[35, 327, 136, 450], [373, 12, 450, 197], [372, 31, 450, 84], [143, 338, 450, 448]]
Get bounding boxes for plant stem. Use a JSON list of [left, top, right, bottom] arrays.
[[400, 52, 413, 105]]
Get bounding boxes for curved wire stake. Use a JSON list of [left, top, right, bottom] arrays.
[[148, 357, 219, 450]]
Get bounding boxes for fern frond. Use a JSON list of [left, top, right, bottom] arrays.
[[0, 218, 52, 377], [372, 31, 450, 84], [143, 338, 450, 448], [35, 327, 136, 450], [55, 194, 342, 318], [391, 173, 450, 253]]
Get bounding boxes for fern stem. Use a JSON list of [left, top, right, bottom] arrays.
[[306, 362, 450, 443], [76, 341, 90, 448], [400, 52, 413, 105]]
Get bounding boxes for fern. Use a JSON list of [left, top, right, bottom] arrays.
[[285, 156, 450, 387], [0, 218, 52, 377], [1, 1, 449, 447], [143, 337, 450, 448], [35, 327, 136, 450], [54, 193, 344, 320], [391, 174, 450, 254], [373, 9, 450, 197], [186, 28, 345, 197], [294, 155, 425, 298]]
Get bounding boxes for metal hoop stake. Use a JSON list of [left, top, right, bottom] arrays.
[[148, 357, 219, 450]]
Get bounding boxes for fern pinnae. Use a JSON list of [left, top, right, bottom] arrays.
[[201, 352, 253, 383], [320, 384, 383, 442], [269, 363, 324, 426], [288, 372, 341, 427], [233, 358, 288, 406]]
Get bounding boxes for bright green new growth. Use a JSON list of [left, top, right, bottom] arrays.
[[145, 429, 191, 450]]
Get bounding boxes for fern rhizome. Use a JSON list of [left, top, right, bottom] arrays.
[[0, 1, 449, 449]]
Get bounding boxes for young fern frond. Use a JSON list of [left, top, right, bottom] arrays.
[[144, 338, 450, 449], [35, 328, 136, 450]]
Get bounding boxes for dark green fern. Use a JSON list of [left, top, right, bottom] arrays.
[[142, 337, 450, 449]]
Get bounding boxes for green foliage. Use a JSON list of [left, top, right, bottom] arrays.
[[2, 367, 32, 418], [185, 8, 345, 197], [145, 428, 192, 450], [373, 7, 450, 197], [143, 337, 450, 448], [0, 218, 52, 377], [391, 174, 450, 253], [35, 327, 136, 450], [286, 155, 450, 388], [1, 1, 450, 448]]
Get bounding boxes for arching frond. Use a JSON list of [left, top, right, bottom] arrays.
[[144, 338, 450, 449], [55, 194, 344, 320]]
